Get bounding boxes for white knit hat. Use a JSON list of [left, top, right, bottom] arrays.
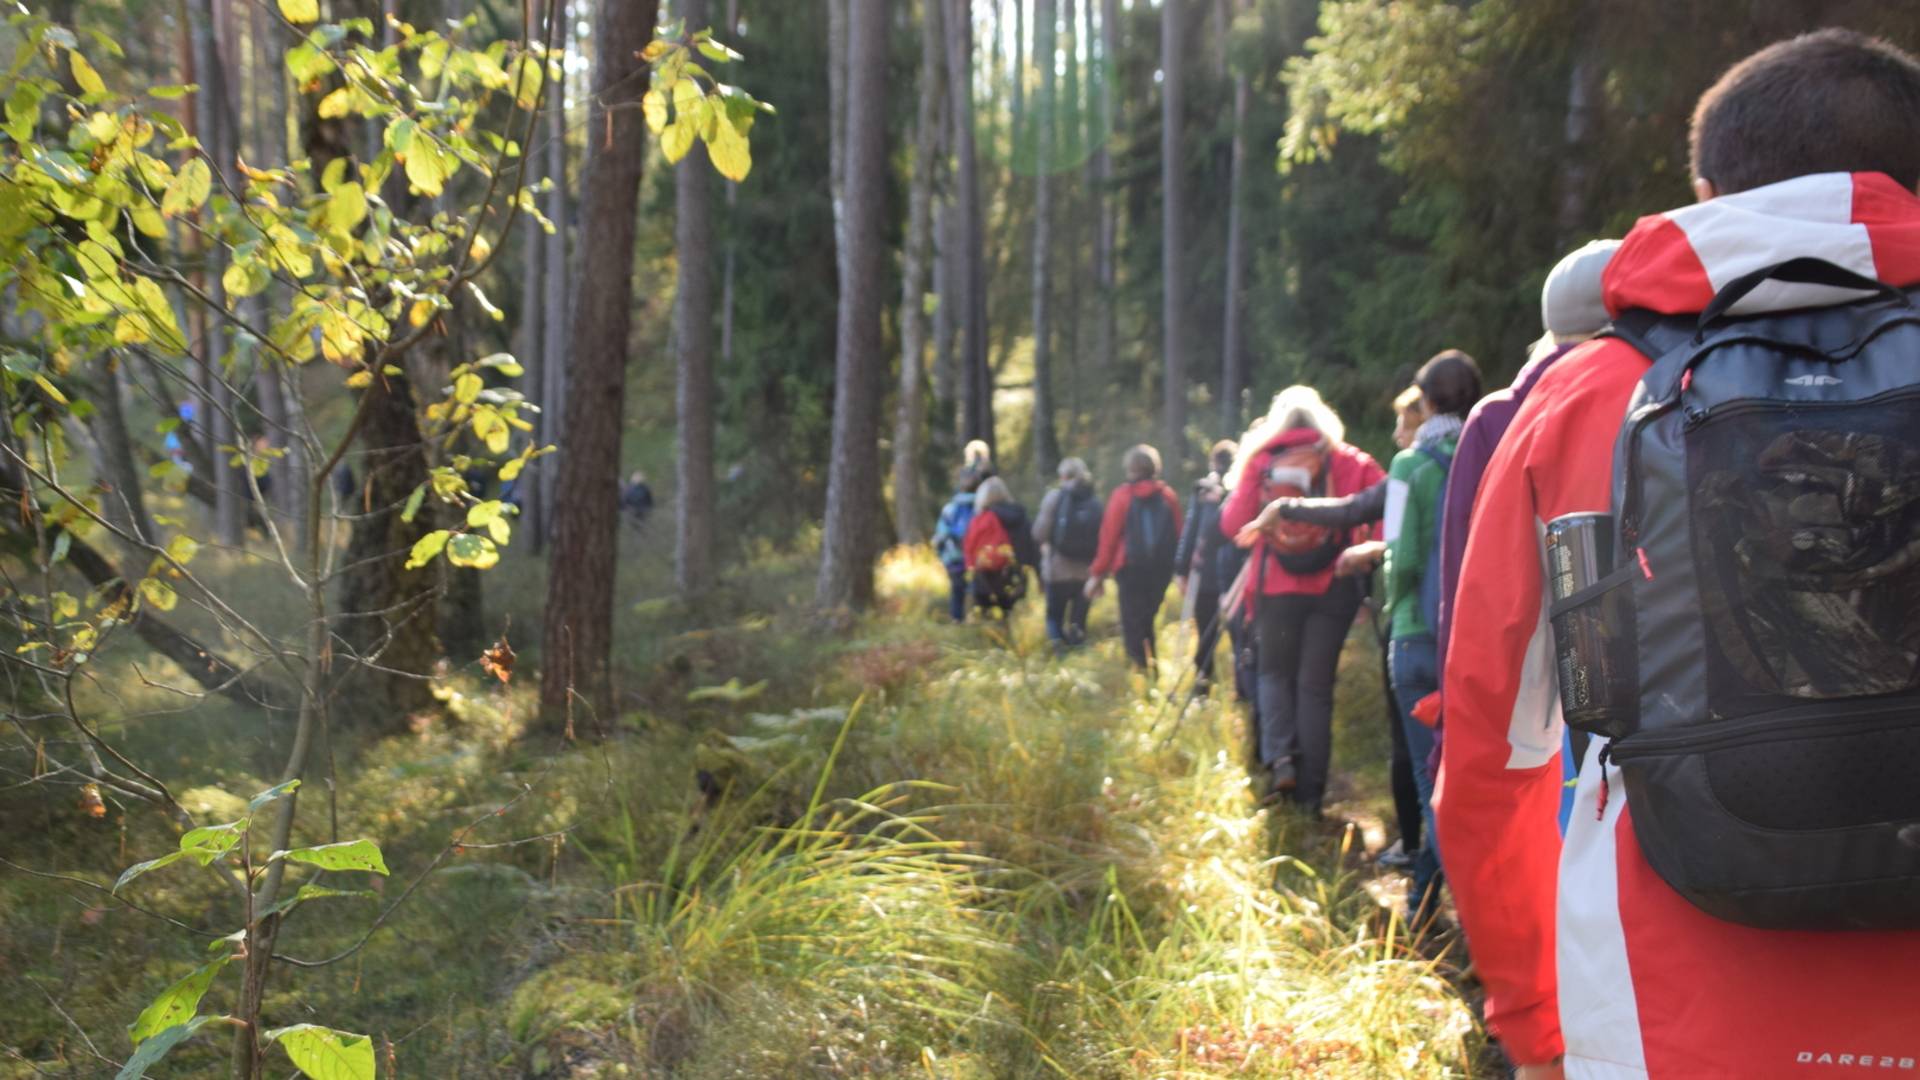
[[1542, 238, 1622, 342]]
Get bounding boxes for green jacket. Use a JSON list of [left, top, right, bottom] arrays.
[[1383, 435, 1456, 640]]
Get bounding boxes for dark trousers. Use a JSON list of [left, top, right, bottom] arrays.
[[1045, 580, 1090, 646], [1254, 578, 1363, 814], [1116, 571, 1168, 670], [946, 567, 968, 623], [1383, 646, 1423, 853], [1191, 586, 1222, 683]]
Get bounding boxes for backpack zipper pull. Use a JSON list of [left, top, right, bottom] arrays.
[[1636, 547, 1654, 581], [1595, 742, 1615, 820]]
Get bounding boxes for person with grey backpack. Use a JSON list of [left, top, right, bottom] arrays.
[[1034, 457, 1103, 650]]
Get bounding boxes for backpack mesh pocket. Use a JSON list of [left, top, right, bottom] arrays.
[[1687, 400, 1920, 714]]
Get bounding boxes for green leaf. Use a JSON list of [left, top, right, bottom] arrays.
[[161, 158, 212, 217], [446, 533, 499, 569], [512, 53, 543, 111], [326, 181, 368, 233], [165, 534, 200, 566], [114, 851, 184, 893], [264, 1024, 375, 1080], [660, 119, 696, 165], [274, 839, 390, 876], [178, 821, 245, 865], [257, 883, 376, 921], [286, 43, 329, 84], [116, 1016, 218, 1079], [641, 88, 667, 134], [222, 257, 270, 299], [452, 371, 483, 403], [247, 779, 301, 814], [129, 956, 231, 1045], [403, 140, 446, 195], [706, 116, 751, 182], [399, 483, 426, 523], [277, 0, 320, 24], [696, 39, 743, 64], [147, 83, 197, 100], [686, 677, 768, 703], [68, 52, 106, 98], [404, 529, 450, 569]]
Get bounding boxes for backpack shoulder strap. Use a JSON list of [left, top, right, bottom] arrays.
[[1415, 444, 1453, 474]]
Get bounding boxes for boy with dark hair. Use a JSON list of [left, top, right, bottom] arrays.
[[1440, 29, 1920, 1080]]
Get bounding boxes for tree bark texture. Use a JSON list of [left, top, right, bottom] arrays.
[[891, 0, 943, 544], [334, 370, 439, 727], [674, 0, 717, 593], [826, 0, 848, 276], [1094, 0, 1118, 384], [815, 0, 888, 611], [1220, 66, 1249, 432], [945, 0, 994, 456], [518, 0, 548, 550], [1159, 0, 1187, 465], [89, 358, 156, 545], [1029, 0, 1060, 477], [188, 0, 245, 549], [540, 0, 660, 730], [537, 0, 572, 548]]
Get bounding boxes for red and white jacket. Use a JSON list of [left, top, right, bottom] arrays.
[[1436, 173, 1920, 1078]]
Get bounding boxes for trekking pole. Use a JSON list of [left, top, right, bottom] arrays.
[[1146, 558, 1252, 746]]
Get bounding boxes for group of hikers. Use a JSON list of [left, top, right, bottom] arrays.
[[937, 30, 1920, 1079]]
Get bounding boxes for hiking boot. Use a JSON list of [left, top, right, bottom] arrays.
[[1267, 757, 1298, 800], [1377, 839, 1414, 871]]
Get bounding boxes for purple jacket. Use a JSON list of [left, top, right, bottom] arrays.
[[1435, 341, 1578, 674]]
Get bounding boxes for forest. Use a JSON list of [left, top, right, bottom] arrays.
[[4, 0, 1920, 1077]]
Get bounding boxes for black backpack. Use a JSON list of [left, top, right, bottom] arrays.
[[1123, 488, 1177, 585], [1559, 259, 1920, 930], [1052, 486, 1103, 562]]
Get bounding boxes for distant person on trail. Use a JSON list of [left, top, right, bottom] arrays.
[[620, 470, 654, 530], [1085, 444, 1182, 671], [1441, 30, 1920, 1079], [932, 445, 993, 623], [1174, 440, 1238, 691], [962, 477, 1038, 621], [1034, 456, 1103, 650], [1223, 387, 1384, 812]]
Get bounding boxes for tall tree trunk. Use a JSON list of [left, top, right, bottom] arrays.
[[1220, 63, 1248, 432], [1159, 0, 1187, 465], [930, 194, 957, 458], [1011, 0, 1025, 166], [335, 369, 439, 726], [518, 0, 549, 550], [1093, 0, 1117, 385], [188, 0, 244, 549], [1029, 0, 1060, 475], [826, 0, 847, 274], [892, 0, 944, 543], [815, 0, 888, 612], [719, 0, 740, 370], [946, 0, 993, 456], [89, 358, 156, 544], [537, 0, 572, 549], [674, 0, 717, 594], [539, 0, 659, 731]]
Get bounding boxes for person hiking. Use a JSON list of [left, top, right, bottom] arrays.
[[1085, 444, 1183, 671], [1034, 456, 1103, 650], [1259, 386, 1428, 870], [962, 477, 1038, 620], [931, 452, 992, 623], [1440, 31, 1920, 1079], [1222, 387, 1384, 812], [620, 470, 654, 532], [1174, 440, 1238, 691], [1377, 350, 1481, 927]]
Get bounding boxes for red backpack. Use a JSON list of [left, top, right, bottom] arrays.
[[1259, 440, 1342, 573]]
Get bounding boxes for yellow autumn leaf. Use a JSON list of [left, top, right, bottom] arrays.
[[277, 0, 319, 24]]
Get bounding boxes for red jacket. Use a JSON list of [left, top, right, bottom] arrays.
[[962, 507, 1014, 571], [1088, 479, 1182, 578], [1218, 429, 1383, 605], [1437, 172, 1920, 1077]]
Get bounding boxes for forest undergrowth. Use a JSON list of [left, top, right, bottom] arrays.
[[2, 542, 1479, 1078]]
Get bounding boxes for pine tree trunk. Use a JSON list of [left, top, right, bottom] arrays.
[[1220, 67, 1248, 432], [815, 0, 888, 612], [826, 0, 847, 274], [1094, 0, 1118, 385], [674, 0, 717, 594], [189, 0, 245, 549], [539, 0, 659, 732], [946, 0, 993, 456], [537, 0, 571, 549], [1159, 0, 1187, 465], [1030, 0, 1060, 476], [892, 0, 944, 544], [518, 0, 548, 550]]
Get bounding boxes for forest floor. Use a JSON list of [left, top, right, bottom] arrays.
[[1, 538, 1484, 1078]]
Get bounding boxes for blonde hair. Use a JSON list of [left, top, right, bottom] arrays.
[[963, 439, 992, 470], [1392, 385, 1424, 415], [1057, 456, 1091, 484], [975, 476, 1012, 509], [1226, 385, 1347, 488], [1123, 444, 1161, 481]]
